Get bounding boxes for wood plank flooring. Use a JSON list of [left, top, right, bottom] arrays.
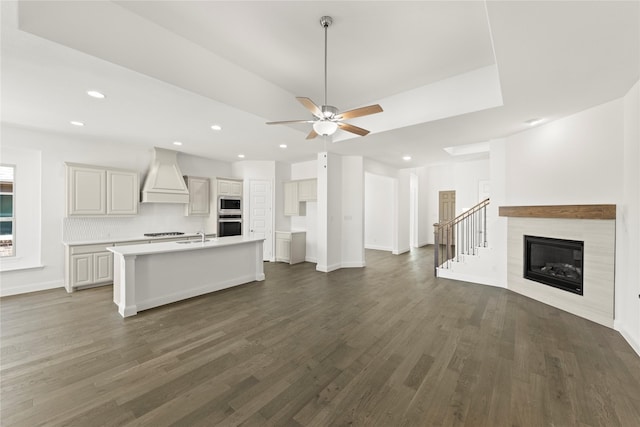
[[2, 247, 640, 426]]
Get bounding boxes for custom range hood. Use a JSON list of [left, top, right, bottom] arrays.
[[141, 148, 189, 203]]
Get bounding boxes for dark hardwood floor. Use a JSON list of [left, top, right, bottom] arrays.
[[2, 247, 639, 426]]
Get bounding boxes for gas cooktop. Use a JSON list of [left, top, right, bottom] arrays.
[[143, 232, 185, 237]]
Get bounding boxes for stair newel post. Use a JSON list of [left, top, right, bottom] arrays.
[[433, 224, 439, 276]]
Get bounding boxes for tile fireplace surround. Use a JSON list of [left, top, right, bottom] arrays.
[[499, 205, 616, 328]]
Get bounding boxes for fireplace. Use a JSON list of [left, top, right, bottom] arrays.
[[524, 235, 584, 295]]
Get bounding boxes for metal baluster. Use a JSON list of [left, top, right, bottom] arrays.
[[484, 204, 488, 247]]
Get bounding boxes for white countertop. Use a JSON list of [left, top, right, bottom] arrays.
[[107, 235, 264, 256], [63, 232, 215, 246]]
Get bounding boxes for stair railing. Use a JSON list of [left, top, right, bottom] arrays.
[[433, 198, 490, 275]]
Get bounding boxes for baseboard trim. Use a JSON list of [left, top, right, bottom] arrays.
[[316, 263, 341, 273], [436, 269, 503, 288], [365, 244, 392, 252], [0, 280, 64, 297], [392, 248, 410, 255], [615, 320, 640, 357], [341, 261, 366, 268]]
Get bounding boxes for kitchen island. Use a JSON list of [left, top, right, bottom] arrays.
[[108, 236, 264, 317]]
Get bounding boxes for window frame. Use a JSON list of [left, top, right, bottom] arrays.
[[0, 164, 16, 258]]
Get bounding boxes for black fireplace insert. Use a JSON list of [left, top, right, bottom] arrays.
[[524, 235, 584, 295]]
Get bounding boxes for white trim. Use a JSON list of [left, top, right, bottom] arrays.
[[614, 320, 640, 357], [0, 262, 44, 273], [341, 261, 366, 268], [436, 269, 503, 288], [305, 256, 317, 263], [316, 262, 341, 273], [0, 279, 63, 297], [365, 244, 393, 252], [392, 247, 410, 255]]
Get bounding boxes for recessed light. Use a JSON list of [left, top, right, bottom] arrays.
[[87, 90, 105, 99], [211, 124, 222, 131], [173, 141, 183, 146], [525, 118, 543, 126], [70, 121, 84, 127], [238, 154, 245, 159], [279, 144, 287, 148], [402, 155, 412, 161]]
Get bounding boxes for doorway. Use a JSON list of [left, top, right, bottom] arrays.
[[248, 180, 273, 261]]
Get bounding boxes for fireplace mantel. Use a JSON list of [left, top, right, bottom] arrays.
[[499, 204, 616, 220]]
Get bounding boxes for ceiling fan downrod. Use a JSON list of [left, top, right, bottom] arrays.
[[320, 16, 333, 113]]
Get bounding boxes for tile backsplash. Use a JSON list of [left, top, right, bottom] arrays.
[[63, 203, 213, 241]]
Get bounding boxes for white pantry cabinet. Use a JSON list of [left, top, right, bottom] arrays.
[[217, 179, 243, 197], [66, 163, 138, 217], [184, 176, 210, 216], [275, 231, 306, 264]]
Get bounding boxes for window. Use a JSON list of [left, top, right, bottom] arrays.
[[0, 165, 15, 257]]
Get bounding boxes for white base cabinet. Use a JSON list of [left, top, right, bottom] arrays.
[[66, 244, 114, 291], [64, 235, 215, 292], [275, 231, 306, 264]]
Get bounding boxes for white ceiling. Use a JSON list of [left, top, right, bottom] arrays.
[[2, 1, 638, 168]]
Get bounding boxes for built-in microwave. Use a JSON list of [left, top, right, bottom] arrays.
[[218, 196, 241, 215]]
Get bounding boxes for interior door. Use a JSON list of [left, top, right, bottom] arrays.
[[438, 190, 456, 254], [439, 190, 456, 223], [249, 180, 273, 261]]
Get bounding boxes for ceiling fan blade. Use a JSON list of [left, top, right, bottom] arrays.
[[338, 122, 370, 136], [296, 97, 323, 118], [306, 129, 318, 140], [336, 104, 383, 120], [266, 119, 315, 125]]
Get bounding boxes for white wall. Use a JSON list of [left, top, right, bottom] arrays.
[[0, 125, 232, 296], [504, 100, 623, 205], [341, 156, 365, 267], [618, 81, 640, 354], [291, 159, 317, 262], [364, 172, 394, 251], [394, 170, 411, 255]]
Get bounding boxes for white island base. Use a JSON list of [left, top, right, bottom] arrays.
[[109, 236, 265, 317]]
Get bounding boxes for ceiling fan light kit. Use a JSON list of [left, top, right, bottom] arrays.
[[266, 15, 383, 140]]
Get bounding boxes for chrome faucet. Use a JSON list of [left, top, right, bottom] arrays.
[[196, 231, 205, 243]]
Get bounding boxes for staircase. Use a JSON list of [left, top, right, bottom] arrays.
[[433, 198, 495, 285]]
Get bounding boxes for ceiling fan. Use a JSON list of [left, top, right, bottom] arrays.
[[266, 16, 383, 139]]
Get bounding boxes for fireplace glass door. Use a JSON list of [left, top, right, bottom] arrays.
[[524, 235, 584, 295]]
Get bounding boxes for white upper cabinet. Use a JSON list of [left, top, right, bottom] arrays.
[[298, 179, 317, 201], [218, 179, 243, 197], [284, 180, 303, 216], [67, 164, 106, 215], [184, 176, 210, 216], [107, 170, 139, 215], [283, 179, 317, 216], [66, 163, 138, 217]]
